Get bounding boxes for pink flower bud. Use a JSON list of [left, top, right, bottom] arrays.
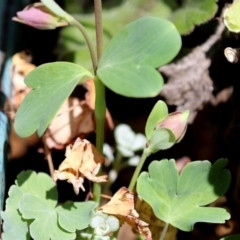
[[12, 3, 68, 30], [156, 110, 189, 142]]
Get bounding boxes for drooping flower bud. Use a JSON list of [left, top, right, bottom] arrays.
[[156, 110, 189, 143], [12, 3, 68, 30]]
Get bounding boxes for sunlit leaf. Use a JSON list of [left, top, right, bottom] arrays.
[[137, 158, 231, 231], [14, 62, 93, 137], [56, 201, 98, 232], [97, 17, 181, 97], [16, 170, 58, 208], [19, 193, 75, 240], [1, 209, 30, 240]]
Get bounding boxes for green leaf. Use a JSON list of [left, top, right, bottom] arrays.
[[145, 128, 175, 155], [56, 201, 98, 232], [223, 0, 240, 33], [41, 0, 72, 20], [5, 185, 24, 210], [1, 209, 30, 240], [18, 193, 76, 240], [220, 234, 240, 240], [14, 62, 93, 137], [145, 100, 168, 139], [165, 0, 218, 35], [137, 158, 231, 231], [97, 17, 181, 97], [1, 185, 30, 240], [16, 170, 58, 208]]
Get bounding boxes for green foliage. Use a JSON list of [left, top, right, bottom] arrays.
[[166, 0, 218, 35], [220, 234, 240, 240], [145, 128, 175, 155], [14, 62, 93, 137], [41, 0, 72, 20], [137, 158, 231, 231], [145, 100, 168, 140], [97, 17, 181, 97], [1, 171, 97, 240], [223, 0, 240, 33]]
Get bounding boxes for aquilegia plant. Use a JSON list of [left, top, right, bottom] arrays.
[[0, 1, 232, 240]]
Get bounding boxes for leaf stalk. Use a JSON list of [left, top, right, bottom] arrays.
[[128, 149, 149, 192]]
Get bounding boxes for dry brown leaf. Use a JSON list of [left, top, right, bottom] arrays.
[[44, 98, 95, 149], [99, 187, 152, 240], [54, 138, 107, 194], [84, 79, 114, 130]]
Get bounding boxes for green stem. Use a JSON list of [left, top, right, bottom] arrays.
[[93, 76, 106, 203], [94, 76, 106, 152], [128, 150, 149, 192], [159, 223, 169, 240], [94, 0, 103, 61], [70, 19, 98, 73], [92, 0, 105, 203]]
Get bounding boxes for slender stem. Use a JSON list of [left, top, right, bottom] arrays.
[[93, 76, 106, 203], [128, 150, 149, 192], [92, 0, 105, 204], [94, 0, 103, 62], [159, 223, 169, 240], [94, 76, 106, 152], [70, 19, 98, 73], [42, 136, 55, 179]]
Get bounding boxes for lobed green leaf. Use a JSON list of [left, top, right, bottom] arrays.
[[56, 201, 98, 232], [137, 158, 231, 231]]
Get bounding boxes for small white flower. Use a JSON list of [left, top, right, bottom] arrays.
[[114, 124, 146, 157], [128, 155, 140, 166], [90, 211, 119, 236], [109, 169, 118, 182], [103, 143, 114, 162]]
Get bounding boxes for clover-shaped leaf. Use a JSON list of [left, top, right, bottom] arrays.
[[19, 193, 75, 240], [137, 158, 231, 231], [14, 62, 93, 137], [97, 17, 181, 97], [16, 170, 58, 208], [56, 201, 98, 232]]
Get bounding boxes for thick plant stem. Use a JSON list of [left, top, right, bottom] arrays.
[[94, 0, 103, 61], [93, 76, 106, 203], [159, 223, 169, 240], [71, 19, 98, 73], [128, 150, 149, 192]]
